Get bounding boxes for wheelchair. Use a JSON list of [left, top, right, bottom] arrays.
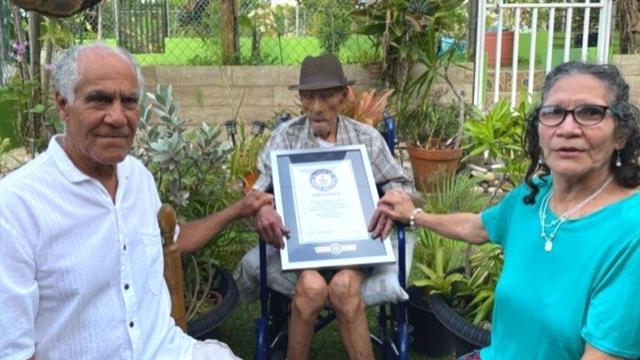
[[254, 115, 412, 360]]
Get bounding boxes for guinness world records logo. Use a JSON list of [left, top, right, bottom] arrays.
[[309, 169, 337, 191]]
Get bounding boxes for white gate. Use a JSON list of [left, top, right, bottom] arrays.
[[473, 0, 615, 109]]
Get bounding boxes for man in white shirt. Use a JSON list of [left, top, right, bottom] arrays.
[[0, 43, 271, 360]]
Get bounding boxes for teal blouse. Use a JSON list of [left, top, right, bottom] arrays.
[[479, 179, 640, 359]]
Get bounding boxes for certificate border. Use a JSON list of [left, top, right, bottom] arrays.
[[271, 145, 395, 270]]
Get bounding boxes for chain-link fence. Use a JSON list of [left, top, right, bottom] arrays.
[[53, 0, 374, 66]]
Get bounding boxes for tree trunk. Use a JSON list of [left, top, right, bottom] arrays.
[[221, 0, 239, 64], [0, 3, 6, 85], [251, 26, 259, 60], [28, 11, 43, 155], [466, 0, 478, 60], [12, 5, 29, 81], [618, 0, 640, 54], [42, 18, 56, 136]]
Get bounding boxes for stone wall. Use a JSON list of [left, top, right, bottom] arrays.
[[141, 64, 475, 127]]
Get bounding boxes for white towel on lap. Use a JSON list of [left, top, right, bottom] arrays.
[[233, 231, 416, 306]]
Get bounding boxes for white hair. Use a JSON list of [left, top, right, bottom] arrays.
[[52, 42, 144, 103]]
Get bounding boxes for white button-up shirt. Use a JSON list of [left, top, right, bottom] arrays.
[[0, 136, 195, 360]]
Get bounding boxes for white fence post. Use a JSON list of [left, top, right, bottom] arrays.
[[473, 1, 614, 110]]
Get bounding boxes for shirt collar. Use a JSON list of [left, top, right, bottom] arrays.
[[48, 134, 131, 184]]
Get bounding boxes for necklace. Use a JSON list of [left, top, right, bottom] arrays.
[[539, 176, 613, 252]]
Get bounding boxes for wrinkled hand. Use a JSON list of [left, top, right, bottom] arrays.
[[368, 202, 395, 240], [369, 189, 416, 228], [235, 191, 274, 218], [254, 204, 288, 249]]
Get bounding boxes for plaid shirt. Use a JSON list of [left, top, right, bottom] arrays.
[[253, 114, 415, 193]]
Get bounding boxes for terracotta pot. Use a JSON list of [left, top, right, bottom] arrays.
[[406, 144, 463, 192], [243, 172, 258, 194], [485, 31, 515, 66]]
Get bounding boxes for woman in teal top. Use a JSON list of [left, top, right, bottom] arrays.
[[370, 62, 640, 360]]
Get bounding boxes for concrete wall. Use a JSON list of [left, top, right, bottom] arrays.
[[141, 63, 475, 127], [612, 54, 640, 104], [139, 55, 640, 128]]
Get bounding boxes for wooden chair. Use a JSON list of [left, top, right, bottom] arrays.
[[158, 204, 188, 331]]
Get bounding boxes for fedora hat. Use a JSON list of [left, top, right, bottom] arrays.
[[288, 53, 355, 91]]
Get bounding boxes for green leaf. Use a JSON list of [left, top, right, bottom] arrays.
[[30, 104, 46, 114]]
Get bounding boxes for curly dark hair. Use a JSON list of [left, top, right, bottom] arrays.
[[522, 61, 640, 204]]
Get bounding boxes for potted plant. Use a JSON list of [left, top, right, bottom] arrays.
[[353, 0, 466, 91], [408, 171, 490, 357], [483, 7, 516, 67], [398, 95, 468, 192], [384, 17, 470, 191], [464, 96, 534, 186], [484, 27, 515, 67], [428, 245, 503, 356], [136, 84, 248, 339], [341, 85, 394, 128], [220, 86, 272, 193], [355, 47, 384, 79], [226, 119, 270, 193], [409, 229, 462, 357]]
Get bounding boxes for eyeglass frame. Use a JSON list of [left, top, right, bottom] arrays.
[[537, 104, 611, 127]]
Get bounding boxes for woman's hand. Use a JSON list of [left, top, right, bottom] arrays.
[[370, 189, 416, 225], [368, 189, 418, 239]]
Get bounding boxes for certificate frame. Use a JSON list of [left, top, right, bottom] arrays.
[[271, 144, 395, 271]]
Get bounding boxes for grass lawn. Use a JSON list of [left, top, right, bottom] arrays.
[[211, 242, 463, 360], [218, 301, 454, 360], [102, 35, 375, 66]]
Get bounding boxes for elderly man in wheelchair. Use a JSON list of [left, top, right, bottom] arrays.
[[235, 53, 417, 360]]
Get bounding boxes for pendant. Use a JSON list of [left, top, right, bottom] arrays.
[[544, 239, 553, 252]]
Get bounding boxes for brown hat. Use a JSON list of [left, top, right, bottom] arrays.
[[288, 53, 355, 91]]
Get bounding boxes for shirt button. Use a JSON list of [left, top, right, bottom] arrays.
[[124, 284, 130, 290], [123, 244, 127, 251], [129, 321, 134, 328]]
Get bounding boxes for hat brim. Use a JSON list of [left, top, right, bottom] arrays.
[[288, 79, 356, 91]]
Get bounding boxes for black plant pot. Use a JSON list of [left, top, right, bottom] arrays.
[[407, 286, 455, 357], [429, 293, 490, 357], [187, 264, 239, 340]]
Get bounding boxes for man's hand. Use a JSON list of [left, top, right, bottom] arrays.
[[234, 191, 274, 218], [254, 204, 288, 249], [368, 202, 395, 239]]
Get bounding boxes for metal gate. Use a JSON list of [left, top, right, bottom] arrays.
[[473, 0, 615, 109], [116, 0, 169, 54]]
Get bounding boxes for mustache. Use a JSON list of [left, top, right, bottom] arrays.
[[93, 131, 132, 138]]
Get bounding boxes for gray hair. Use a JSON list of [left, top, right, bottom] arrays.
[[522, 61, 640, 204], [52, 42, 144, 103]]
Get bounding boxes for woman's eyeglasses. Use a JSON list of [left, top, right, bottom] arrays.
[[538, 105, 610, 127]]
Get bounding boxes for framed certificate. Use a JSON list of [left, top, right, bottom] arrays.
[[271, 145, 395, 270]]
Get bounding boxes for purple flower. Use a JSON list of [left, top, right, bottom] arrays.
[[10, 41, 28, 62], [44, 63, 55, 72]]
